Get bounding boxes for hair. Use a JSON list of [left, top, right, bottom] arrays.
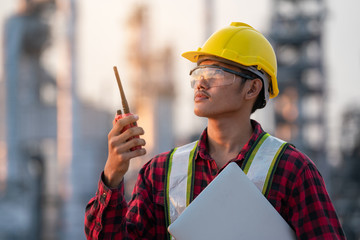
[[251, 87, 266, 113], [237, 68, 266, 114]]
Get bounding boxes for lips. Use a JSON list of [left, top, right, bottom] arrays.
[[194, 91, 210, 102]]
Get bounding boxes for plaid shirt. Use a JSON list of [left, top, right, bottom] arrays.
[[85, 120, 345, 240]]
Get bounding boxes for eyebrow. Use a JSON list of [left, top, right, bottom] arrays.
[[200, 62, 232, 69]]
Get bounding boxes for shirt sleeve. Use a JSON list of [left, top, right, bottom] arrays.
[[84, 169, 157, 240], [288, 163, 346, 240]]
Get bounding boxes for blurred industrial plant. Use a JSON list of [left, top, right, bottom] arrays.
[[0, 0, 359, 239]]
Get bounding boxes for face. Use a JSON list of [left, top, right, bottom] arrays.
[[193, 60, 248, 118]]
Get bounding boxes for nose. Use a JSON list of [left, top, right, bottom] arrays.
[[194, 77, 209, 90]]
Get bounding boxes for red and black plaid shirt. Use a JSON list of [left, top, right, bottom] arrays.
[[85, 120, 345, 239]]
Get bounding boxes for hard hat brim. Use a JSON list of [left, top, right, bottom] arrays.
[[181, 51, 202, 63]]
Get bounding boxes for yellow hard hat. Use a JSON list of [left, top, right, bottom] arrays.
[[182, 22, 279, 98]]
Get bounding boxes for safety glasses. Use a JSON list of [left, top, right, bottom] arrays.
[[189, 65, 254, 88]]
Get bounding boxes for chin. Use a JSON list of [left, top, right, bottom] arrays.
[[194, 108, 206, 117], [194, 108, 215, 118]]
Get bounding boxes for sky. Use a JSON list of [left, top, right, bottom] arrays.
[[1, 0, 360, 166]]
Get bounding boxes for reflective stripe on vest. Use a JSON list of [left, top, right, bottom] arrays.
[[243, 133, 287, 195], [165, 141, 198, 225], [165, 133, 287, 227]]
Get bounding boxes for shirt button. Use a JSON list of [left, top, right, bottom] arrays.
[[101, 193, 107, 202]]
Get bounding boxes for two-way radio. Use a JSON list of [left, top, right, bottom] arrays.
[[113, 66, 141, 151]]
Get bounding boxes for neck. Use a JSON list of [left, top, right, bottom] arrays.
[[207, 114, 253, 169]]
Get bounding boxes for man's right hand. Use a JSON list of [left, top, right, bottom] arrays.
[[104, 114, 146, 188]]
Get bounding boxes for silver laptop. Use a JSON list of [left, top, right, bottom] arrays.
[[168, 162, 295, 240]]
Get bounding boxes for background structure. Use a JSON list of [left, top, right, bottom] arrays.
[[0, 0, 359, 239]]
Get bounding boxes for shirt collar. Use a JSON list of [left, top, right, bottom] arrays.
[[195, 119, 265, 162]]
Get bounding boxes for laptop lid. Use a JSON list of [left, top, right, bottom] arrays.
[[168, 162, 295, 240]]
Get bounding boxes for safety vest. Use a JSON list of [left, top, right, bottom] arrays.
[[164, 132, 288, 232]]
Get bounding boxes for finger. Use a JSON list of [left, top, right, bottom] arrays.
[[109, 127, 145, 146], [123, 147, 146, 159], [127, 137, 146, 149], [112, 137, 146, 153], [109, 114, 139, 136], [118, 114, 138, 126], [121, 126, 145, 140]]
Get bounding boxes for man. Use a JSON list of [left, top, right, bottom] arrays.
[[85, 22, 345, 239]]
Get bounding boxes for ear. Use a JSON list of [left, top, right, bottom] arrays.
[[244, 78, 263, 100]]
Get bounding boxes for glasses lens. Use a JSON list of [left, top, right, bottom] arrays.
[[190, 66, 234, 88]]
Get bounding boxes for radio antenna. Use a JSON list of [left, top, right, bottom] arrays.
[[113, 66, 130, 114]]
